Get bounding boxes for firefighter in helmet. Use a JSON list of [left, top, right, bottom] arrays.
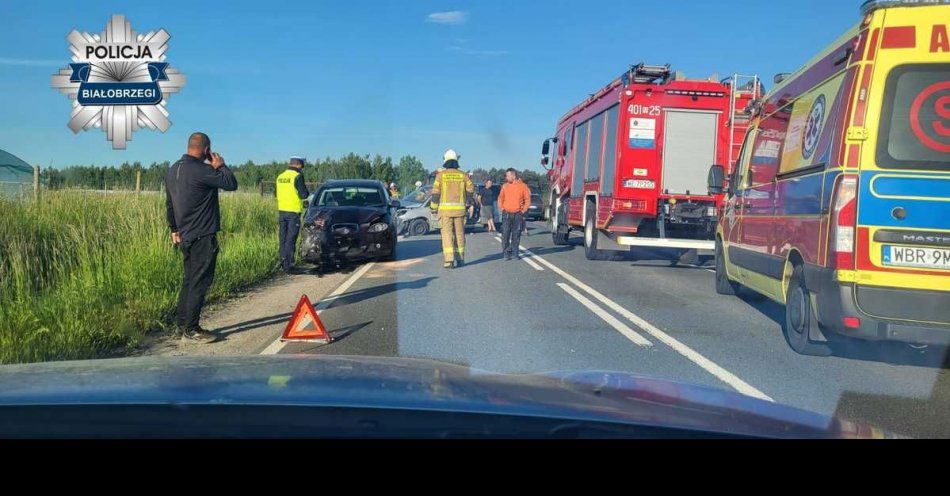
[[430, 149, 474, 269]]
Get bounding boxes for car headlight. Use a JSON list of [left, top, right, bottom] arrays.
[[395, 209, 407, 217], [369, 222, 389, 233], [624, 179, 656, 189]]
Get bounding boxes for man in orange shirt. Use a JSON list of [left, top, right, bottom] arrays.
[[497, 168, 531, 261]]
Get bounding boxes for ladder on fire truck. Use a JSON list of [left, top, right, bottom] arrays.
[[726, 74, 762, 165]]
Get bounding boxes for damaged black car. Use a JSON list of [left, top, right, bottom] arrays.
[[299, 180, 399, 270]]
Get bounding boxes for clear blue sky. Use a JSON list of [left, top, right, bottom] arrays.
[[1, 0, 862, 172]]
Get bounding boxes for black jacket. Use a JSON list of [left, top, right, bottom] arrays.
[[165, 154, 238, 241]]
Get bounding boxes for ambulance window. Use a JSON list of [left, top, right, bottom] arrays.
[[735, 129, 756, 191], [876, 64, 950, 171], [586, 112, 604, 180], [749, 107, 789, 186]]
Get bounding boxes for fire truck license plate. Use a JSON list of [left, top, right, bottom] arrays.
[[882, 245, 950, 270]]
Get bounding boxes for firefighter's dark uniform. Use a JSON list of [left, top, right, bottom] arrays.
[[276, 166, 309, 271], [431, 160, 474, 268], [165, 154, 238, 332]]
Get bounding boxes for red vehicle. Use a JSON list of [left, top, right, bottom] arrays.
[[541, 64, 760, 262]]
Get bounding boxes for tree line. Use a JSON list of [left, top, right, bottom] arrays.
[[39, 154, 550, 198]]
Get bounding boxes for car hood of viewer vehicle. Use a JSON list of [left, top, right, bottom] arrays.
[[0, 355, 891, 438], [305, 206, 389, 226]]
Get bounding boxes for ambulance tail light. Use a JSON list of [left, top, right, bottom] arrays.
[[832, 174, 859, 270]]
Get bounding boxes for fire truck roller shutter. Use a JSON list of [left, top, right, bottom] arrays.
[[661, 110, 719, 195]]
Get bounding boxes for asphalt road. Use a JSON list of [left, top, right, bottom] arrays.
[[249, 221, 950, 438]]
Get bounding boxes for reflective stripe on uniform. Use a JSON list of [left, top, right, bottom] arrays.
[[433, 170, 469, 211]]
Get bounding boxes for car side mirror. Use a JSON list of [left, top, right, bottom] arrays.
[[302, 200, 310, 210], [707, 164, 725, 195], [540, 156, 550, 169], [541, 139, 551, 156], [389, 200, 401, 209]]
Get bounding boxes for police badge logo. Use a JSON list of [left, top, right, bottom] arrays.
[[801, 94, 825, 159], [50, 15, 186, 150]]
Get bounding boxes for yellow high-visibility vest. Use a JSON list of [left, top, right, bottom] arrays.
[[276, 169, 304, 213]]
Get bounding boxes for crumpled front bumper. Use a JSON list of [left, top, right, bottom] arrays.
[[300, 225, 392, 265]]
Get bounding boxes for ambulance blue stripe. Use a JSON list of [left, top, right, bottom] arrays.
[[858, 171, 950, 229], [872, 176, 950, 199]]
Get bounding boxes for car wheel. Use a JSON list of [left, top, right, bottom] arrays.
[[715, 240, 741, 295], [584, 204, 610, 261], [409, 218, 429, 236], [784, 264, 832, 356]]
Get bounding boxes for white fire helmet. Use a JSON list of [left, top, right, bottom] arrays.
[[443, 149, 459, 162]]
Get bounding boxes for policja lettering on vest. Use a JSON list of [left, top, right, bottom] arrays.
[[276, 156, 310, 273], [430, 149, 475, 269]]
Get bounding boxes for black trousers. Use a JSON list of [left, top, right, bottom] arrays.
[[278, 211, 301, 270], [501, 211, 524, 256], [176, 234, 219, 331]]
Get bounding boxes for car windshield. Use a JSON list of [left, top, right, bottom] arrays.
[[316, 187, 384, 207], [401, 187, 430, 204], [3, 0, 950, 439]]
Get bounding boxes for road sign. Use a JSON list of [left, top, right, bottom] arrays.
[[281, 295, 331, 343]]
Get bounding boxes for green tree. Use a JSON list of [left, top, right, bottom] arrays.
[[371, 154, 394, 184], [394, 155, 426, 192]]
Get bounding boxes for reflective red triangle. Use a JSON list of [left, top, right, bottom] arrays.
[[281, 295, 330, 342]]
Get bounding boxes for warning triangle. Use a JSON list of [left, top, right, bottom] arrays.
[[281, 294, 331, 343]]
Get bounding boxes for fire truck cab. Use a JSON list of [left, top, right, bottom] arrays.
[[542, 64, 760, 262]]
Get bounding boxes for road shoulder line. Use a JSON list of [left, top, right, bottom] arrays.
[[519, 243, 774, 402], [557, 283, 652, 347]]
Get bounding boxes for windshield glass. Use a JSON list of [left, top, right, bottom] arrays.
[[401, 186, 430, 204], [4, 1, 950, 440], [316, 187, 384, 207], [876, 64, 950, 171]]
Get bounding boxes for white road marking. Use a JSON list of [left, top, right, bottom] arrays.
[[491, 235, 543, 270], [557, 283, 652, 347], [519, 243, 773, 402], [521, 255, 544, 271], [259, 262, 376, 355]]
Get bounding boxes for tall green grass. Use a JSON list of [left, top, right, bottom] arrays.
[[0, 191, 279, 364]]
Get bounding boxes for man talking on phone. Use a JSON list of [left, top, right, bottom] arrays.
[[165, 132, 238, 343]]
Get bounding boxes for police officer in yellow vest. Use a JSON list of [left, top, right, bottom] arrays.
[[431, 149, 474, 269], [276, 156, 310, 274]]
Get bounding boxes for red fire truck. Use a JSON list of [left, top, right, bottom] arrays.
[[541, 64, 761, 262]]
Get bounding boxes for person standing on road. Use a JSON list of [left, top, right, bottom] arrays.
[[388, 182, 400, 200], [276, 156, 309, 274], [478, 179, 497, 233], [165, 132, 238, 343], [431, 149, 474, 269], [498, 168, 530, 261]]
